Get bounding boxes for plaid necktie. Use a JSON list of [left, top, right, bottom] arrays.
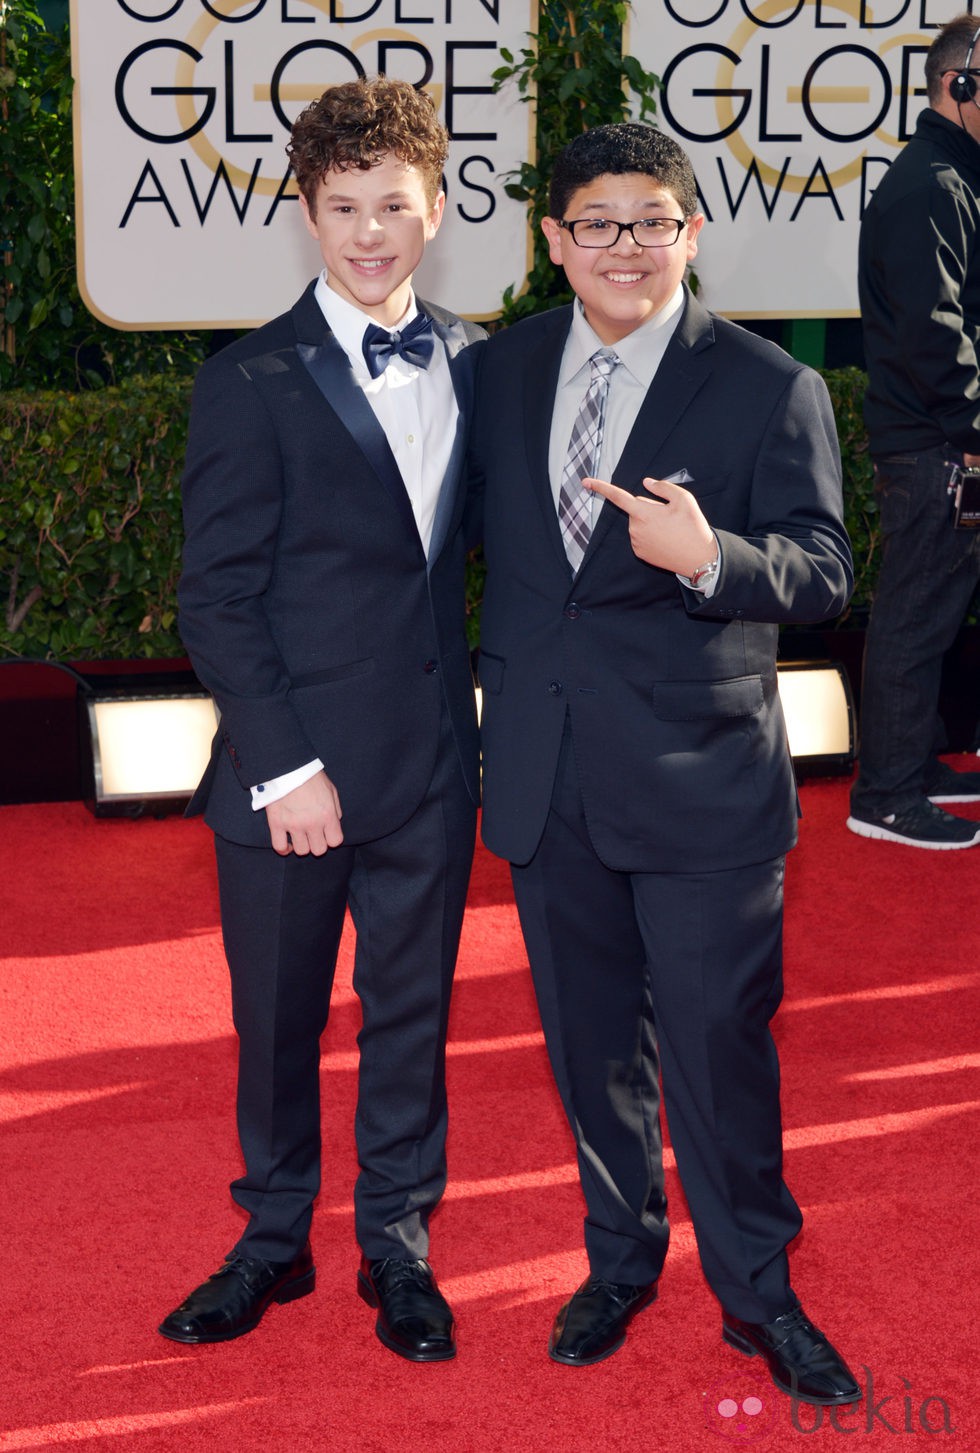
[[558, 348, 620, 572]]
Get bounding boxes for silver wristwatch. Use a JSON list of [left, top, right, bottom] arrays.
[[688, 558, 719, 591]]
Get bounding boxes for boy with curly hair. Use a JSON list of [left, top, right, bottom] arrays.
[[160, 76, 484, 1362]]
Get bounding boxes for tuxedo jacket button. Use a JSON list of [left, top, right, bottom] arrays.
[[547, 681, 563, 696]]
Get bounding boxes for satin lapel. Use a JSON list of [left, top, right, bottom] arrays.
[[296, 335, 418, 540], [523, 311, 574, 576], [584, 294, 715, 561], [426, 314, 476, 566]]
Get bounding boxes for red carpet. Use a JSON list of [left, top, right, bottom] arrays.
[[1, 767, 979, 1450]]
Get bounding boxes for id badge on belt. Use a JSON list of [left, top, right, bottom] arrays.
[[946, 463, 980, 529]]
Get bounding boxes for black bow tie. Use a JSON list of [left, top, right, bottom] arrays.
[[362, 313, 435, 378]]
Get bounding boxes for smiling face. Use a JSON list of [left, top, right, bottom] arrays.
[[299, 152, 445, 327], [542, 172, 703, 344]]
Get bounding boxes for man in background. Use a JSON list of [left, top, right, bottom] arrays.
[[849, 13, 980, 848]]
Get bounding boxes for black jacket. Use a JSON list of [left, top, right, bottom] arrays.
[[859, 108, 980, 456], [178, 284, 484, 847], [472, 289, 852, 872]]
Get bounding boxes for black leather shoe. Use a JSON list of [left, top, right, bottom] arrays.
[[548, 1276, 658, 1366], [357, 1255, 456, 1362], [723, 1302, 861, 1406], [158, 1244, 315, 1344]]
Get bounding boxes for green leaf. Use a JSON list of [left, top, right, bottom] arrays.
[[557, 69, 580, 101]]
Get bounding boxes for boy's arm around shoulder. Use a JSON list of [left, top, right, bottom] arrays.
[[461, 336, 490, 553]]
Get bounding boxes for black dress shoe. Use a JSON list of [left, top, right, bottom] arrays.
[[723, 1302, 861, 1406], [357, 1255, 456, 1362], [158, 1244, 315, 1344], [548, 1275, 658, 1366]]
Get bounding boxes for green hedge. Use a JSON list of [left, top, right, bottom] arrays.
[[0, 367, 876, 663], [0, 376, 192, 659], [821, 365, 877, 618]]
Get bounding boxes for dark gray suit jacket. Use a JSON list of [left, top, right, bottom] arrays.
[[472, 287, 853, 872], [178, 281, 484, 847]]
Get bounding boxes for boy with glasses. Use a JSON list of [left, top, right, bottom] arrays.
[[470, 122, 859, 1406]]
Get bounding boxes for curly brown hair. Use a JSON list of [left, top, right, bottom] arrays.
[[287, 77, 448, 216]]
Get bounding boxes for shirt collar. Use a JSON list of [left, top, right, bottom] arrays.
[[312, 271, 419, 369], [561, 284, 687, 390]]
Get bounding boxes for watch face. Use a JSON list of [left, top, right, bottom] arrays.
[[692, 561, 718, 588]]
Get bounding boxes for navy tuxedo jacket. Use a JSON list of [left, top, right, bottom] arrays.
[[178, 281, 484, 848], [472, 288, 853, 873]]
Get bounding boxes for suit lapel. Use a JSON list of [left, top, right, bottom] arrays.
[[522, 309, 575, 577], [425, 303, 477, 566], [292, 284, 419, 541], [292, 285, 483, 567]]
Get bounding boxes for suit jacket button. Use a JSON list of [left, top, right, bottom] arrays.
[[423, 659, 438, 674], [564, 604, 581, 619], [547, 681, 563, 696]]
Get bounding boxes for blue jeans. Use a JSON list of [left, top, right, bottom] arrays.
[[850, 446, 980, 816]]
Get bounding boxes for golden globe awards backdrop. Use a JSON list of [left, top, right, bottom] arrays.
[[627, 0, 973, 317], [69, 0, 535, 328]]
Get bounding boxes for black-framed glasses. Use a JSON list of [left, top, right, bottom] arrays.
[[559, 217, 688, 249]]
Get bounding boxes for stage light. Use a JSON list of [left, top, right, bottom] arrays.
[[776, 660, 856, 775], [83, 692, 217, 817]]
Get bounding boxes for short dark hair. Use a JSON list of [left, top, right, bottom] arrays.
[[925, 13, 980, 104], [548, 124, 700, 220], [287, 76, 448, 216]]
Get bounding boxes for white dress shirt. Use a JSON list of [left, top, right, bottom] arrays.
[[251, 274, 458, 811], [314, 274, 457, 556]]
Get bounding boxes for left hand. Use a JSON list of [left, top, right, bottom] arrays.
[[584, 476, 717, 577], [265, 771, 344, 857]]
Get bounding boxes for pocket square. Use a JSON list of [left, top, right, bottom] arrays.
[[663, 467, 694, 484]]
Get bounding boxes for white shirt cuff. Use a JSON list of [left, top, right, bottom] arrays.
[[251, 759, 324, 811]]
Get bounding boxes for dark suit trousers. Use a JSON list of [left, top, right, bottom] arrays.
[[213, 715, 476, 1264], [851, 446, 980, 815], [510, 726, 803, 1323]]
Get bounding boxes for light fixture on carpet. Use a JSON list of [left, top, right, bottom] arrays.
[[82, 691, 217, 817], [776, 659, 855, 775]]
